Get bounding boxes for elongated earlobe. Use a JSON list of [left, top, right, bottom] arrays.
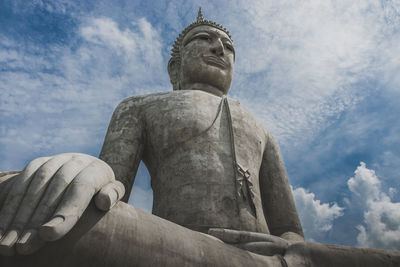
[[168, 58, 180, 90]]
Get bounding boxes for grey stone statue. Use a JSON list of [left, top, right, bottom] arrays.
[[0, 9, 399, 267]]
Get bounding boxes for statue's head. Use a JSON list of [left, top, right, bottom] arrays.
[[168, 8, 235, 96]]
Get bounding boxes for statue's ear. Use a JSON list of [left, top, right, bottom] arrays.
[[168, 58, 179, 90]]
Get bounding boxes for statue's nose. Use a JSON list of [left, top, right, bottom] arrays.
[[210, 38, 224, 56]]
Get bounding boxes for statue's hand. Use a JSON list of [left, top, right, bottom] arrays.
[[208, 228, 289, 256], [0, 153, 125, 256]]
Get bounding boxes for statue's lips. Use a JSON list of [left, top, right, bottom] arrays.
[[203, 56, 227, 69]]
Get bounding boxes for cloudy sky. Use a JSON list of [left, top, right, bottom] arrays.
[[1, 0, 400, 250]]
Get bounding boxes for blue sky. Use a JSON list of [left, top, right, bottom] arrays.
[[1, 0, 400, 249]]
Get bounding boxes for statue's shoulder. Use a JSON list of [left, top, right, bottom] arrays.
[[113, 91, 186, 115], [107, 92, 174, 121], [115, 90, 214, 112], [227, 96, 270, 140], [116, 91, 173, 109]]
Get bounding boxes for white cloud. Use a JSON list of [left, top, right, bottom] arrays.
[[73, 16, 165, 87], [292, 187, 344, 241], [81, 18, 137, 54], [222, 0, 400, 149], [348, 162, 400, 249], [6, 1, 69, 15], [0, 17, 166, 171], [389, 188, 397, 199], [348, 162, 381, 202], [80, 17, 163, 67]]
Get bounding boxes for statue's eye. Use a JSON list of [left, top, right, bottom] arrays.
[[224, 43, 234, 52], [184, 34, 210, 46], [195, 34, 210, 41]]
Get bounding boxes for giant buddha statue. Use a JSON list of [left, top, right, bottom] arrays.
[[0, 9, 399, 267]]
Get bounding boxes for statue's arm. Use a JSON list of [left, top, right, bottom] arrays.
[[259, 132, 304, 242], [99, 97, 145, 202]]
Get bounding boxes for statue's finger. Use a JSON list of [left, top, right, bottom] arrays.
[[208, 228, 241, 243], [95, 180, 125, 211], [208, 228, 288, 246], [15, 155, 95, 255], [0, 230, 18, 256], [234, 241, 287, 256], [26, 155, 95, 230], [0, 157, 50, 233], [0, 172, 20, 210], [0, 155, 72, 255], [237, 231, 288, 246], [0, 157, 50, 256], [39, 160, 114, 241], [15, 229, 44, 255]]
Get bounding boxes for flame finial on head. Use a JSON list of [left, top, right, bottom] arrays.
[[197, 7, 204, 22]]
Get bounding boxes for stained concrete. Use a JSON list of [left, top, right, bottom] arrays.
[[100, 90, 302, 236], [1, 190, 399, 267]]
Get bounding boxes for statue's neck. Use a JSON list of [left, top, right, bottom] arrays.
[[180, 83, 227, 97]]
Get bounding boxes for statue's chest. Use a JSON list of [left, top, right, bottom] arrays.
[[145, 94, 222, 145], [143, 92, 265, 167]]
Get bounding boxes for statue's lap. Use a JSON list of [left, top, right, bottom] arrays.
[[1, 172, 400, 267], [1, 199, 276, 267]]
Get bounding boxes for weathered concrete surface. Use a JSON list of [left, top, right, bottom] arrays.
[[0, 201, 282, 267], [100, 89, 302, 237], [1, 199, 399, 267], [0, 171, 19, 209]]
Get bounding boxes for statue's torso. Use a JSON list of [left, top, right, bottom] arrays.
[[124, 90, 270, 233]]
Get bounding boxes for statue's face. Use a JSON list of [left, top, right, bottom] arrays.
[[179, 25, 235, 95]]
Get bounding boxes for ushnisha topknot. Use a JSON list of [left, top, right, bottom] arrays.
[[170, 7, 232, 63]]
